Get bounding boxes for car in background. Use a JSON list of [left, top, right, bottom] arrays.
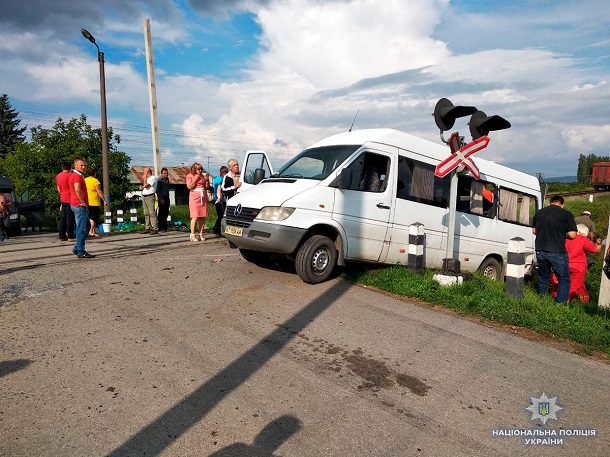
[[0, 176, 22, 236], [17, 186, 46, 232]]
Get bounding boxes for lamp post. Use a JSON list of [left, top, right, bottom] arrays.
[[81, 28, 110, 204]]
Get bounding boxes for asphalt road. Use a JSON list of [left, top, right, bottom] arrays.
[[1, 231, 609, 456]]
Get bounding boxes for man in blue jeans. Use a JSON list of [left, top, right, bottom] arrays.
[[69, 157, 95, 258], [533, 195, 577, 303]]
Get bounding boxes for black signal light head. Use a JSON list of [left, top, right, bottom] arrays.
[[469, 111, 511, 140], [433, 98, 478, 131]]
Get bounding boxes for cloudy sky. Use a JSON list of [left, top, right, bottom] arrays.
[[1, 0, 609, 178]]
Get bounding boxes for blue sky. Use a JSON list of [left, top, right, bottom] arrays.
[[1, 0, 609, 178]]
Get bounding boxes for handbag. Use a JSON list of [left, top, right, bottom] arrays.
[[207, 189, 213, 202]]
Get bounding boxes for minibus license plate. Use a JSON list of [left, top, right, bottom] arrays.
[[225, 226, 243, 237]]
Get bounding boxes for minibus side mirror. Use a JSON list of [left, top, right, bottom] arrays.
[[253, 168, 266, 184], [339, 168, 353, 189]]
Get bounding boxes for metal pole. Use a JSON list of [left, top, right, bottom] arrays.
[[98, 50, 110, 204], [442, 170, 460, 274]]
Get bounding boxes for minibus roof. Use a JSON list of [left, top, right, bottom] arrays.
[[309, 129, 540, 193]]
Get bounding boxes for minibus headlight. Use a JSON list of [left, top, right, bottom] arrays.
[[9, 214, 18, 220], [256, 207, 295, 221]]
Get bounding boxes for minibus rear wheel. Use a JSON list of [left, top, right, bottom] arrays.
[[479, 257, 502, 281], [295, 235, 337, 284]]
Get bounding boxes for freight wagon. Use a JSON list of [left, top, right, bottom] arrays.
[[591, 162, 610, 190]]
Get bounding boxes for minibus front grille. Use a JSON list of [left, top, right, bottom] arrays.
[[225, 205, 260, 228]]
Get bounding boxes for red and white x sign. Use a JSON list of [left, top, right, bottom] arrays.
[[434, 132, 490, 179]]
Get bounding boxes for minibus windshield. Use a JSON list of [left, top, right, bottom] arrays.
[[272, 145, 361, 180]]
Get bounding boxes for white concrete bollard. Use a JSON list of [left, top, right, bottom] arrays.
[[408, 223, 425, 274], [506, 237, 526, 299]]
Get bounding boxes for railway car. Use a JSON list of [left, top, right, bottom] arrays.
[[591, 162, 610, 190]]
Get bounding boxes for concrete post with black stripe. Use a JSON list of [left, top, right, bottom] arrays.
[[506, 237, 526, 299], [408, 223, 425, 274]]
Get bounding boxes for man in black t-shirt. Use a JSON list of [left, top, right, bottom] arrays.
[[532, 195, 577, 303]]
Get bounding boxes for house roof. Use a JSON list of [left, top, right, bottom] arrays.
[[129, 166, 204, 185]]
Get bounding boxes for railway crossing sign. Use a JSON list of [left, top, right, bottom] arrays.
[[431, 98, 511, 276], [434, 133, 490, 179]]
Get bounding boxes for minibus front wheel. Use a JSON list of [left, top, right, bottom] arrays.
[[295, 235, 338, 284], [478, 257, 502, 281]]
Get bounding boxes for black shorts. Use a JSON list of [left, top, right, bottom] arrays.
[[89, 206, 101, 224]]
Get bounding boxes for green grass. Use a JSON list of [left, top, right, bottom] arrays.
[[546, 181, 592, 193], [341, 265, 610, 357]]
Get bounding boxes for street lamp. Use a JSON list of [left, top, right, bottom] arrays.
[[81, 28, 110, 205]]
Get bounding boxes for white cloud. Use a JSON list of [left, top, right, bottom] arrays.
[[562, 125, 610, 152], [175, 0, 455, 167], [256, 0, 450, 88]]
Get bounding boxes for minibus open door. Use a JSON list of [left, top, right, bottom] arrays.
[[239, 150, 273, 194]]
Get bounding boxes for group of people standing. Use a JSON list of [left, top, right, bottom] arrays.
[[533, 195, 602, 303], [55, 157, 242, 254], [138, 166, 170, 236], [56, 157, 100, 258]]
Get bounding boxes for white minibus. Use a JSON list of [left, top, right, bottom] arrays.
[[222, 129, 541, 284]]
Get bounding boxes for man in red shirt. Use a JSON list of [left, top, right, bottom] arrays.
[[56, 162, 75, 241], [69, 157, 95, 258]]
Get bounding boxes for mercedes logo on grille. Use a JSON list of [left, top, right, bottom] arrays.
[[233, 204, 242, 216]]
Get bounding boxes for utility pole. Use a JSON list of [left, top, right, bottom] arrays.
[[206, 156, 212, 173], [144, 18, 162, 175]]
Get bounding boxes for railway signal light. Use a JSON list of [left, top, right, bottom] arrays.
[[468, 110, 511, 140], [433, 98, 477, 132]]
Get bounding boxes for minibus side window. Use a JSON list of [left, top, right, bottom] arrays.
[[456, 175, 496, 218], [498, 188, 537, 227], [343, 152, 390, 192], [396, 156, 450, 208]]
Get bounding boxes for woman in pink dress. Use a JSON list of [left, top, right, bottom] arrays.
[[186, 162, 209, 241]]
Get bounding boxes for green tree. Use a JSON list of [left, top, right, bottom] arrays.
[[3, 114, 131, 213], [0, 94, 27, 163], [577, 153, 610, 184]]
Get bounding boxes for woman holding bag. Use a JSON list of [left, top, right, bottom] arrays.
[[186, 162, 208, 242]]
